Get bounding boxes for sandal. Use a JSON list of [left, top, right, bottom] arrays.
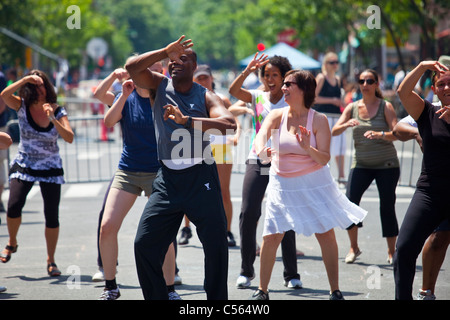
[[0, 245, 18, 263], [47, 263, 61, 277]]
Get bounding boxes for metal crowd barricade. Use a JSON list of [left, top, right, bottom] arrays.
[[3, 102, 421, 188], [230, 112, 422, 188], [5, 98, 123, 186]]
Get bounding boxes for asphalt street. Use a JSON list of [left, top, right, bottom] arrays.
[[0, 171, 448, 302]]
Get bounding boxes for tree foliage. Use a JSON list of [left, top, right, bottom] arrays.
[[1, 0, 447, 74]]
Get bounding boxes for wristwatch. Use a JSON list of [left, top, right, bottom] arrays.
[[184, 116, 192, 129]]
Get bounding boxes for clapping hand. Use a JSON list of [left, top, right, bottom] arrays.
[[258, 146, 273, 164], [296, 125, 311, 150]]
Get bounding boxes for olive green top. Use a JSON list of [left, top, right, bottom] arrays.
[[351, 100, 399, 169]]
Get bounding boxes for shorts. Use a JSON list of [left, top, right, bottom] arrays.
[[211, 143, 233, 164], [111, 169, 157, 197]]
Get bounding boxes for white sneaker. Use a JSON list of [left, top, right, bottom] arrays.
[[417, 289, 436, 300], [174, 273, 183, 285], [284, 278, 303, 289], [0, 286, 7, 293], [236, 275, 254, 288], [92, 268, 105, 282]]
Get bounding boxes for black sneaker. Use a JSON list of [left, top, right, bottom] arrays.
[[227, 231, 236, 247], [250, 289, 269, 300], [329, 290, 345, 300], [178, 227, 192, 245]]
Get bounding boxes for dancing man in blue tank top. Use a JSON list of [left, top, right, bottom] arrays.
[[126, 36, 236, 300]]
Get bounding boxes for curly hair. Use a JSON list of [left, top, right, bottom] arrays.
[[18, 69, 57, 106], [260, 55, 292, 79]]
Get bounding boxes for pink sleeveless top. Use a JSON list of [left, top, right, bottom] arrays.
[[271, 107, 324, 177]]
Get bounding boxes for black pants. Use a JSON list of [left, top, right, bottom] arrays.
[[346, 167, 400, 237], [8, 178, 61, 228], [394, 185, 450, 299], [239, 160, 299, 281], [134, 162, 228, 300]]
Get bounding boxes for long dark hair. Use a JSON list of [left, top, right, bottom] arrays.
[[19, 69, 57, 106], [361, 69, 383, 99]]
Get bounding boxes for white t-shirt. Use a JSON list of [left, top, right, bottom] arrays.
[[248, 90, 287, 160]]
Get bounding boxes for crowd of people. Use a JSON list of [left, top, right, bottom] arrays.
[[0, 36, 448, 301]]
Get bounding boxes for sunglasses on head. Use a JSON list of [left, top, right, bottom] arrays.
[[358, 79, 376, 85], [327, 61, 339, 65], [283, 81, 297, 87]]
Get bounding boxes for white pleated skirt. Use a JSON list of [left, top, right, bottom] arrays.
[[264, 166, 367, 237]]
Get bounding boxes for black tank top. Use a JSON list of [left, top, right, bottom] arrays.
[[314, 77, 341, 114]]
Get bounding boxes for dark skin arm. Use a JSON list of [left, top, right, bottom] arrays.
[[164, 90, 236, 134], [127, 35, 236, 134]]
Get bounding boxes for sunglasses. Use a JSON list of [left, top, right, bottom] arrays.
[[358, 79, 376, 85], [283, 81, 297, 87], [327, 61, 339, 65]]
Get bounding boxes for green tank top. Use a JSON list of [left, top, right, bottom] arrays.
[[351, 100, 399, 169]]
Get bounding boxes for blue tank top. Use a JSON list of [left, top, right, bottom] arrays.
[[116, 89, 160, 172], [153, 77, 213, 163]]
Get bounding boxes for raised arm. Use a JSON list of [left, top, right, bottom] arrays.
[[0, 75, 42, 111], [397, 60, 448, 120], [229, 52, 269, 103], [104, 80, 135, 128], [93, 68, 128, 106], [126, 35, 193, 90]]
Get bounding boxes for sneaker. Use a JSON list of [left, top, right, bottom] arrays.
[[227, 231, 236, 247], [92, 268, 105, 282], [329, 290, 345, 300], [99, 286, 121, 300], [284, 278, 303, 289], [168, 291, 182, 300], [174, 273, 183, 285], [236, 275, 254, 288], [417, 289, 436, 300], [178, 227, 192, 245], [250, 289, 269, 300], [0, 286, 6, 293]]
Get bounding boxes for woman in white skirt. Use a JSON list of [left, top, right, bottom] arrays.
[[251, 70, 367, 300]]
